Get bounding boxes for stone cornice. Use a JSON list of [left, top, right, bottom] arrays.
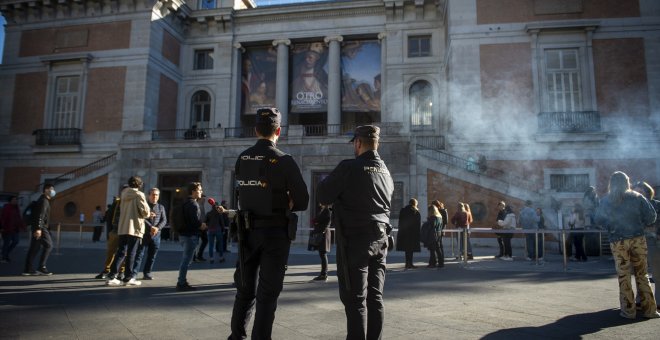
[[0, 0, 160, 24]]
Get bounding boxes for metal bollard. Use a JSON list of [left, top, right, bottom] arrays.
[[54, 223, 62, 255]]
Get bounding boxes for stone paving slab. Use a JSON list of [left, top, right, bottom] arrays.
[[0, 239, 658, 339]]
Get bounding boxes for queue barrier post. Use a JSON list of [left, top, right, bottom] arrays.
[[54, 223, 62, 255]]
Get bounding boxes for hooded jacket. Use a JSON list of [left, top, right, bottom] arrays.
[[117, 187, 150, 238]]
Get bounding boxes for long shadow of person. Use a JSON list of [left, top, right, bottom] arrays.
[[481, 309, 647, 340]]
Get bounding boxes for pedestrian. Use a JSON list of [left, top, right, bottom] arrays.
[[567, 204, 587, 262], [1, 196, 26, 263], [95, 186, 127, 280], [451, 202, 473, 260], [496, 205, 516, 261], [519, 200, 541, 261], [631, 181, 660, 310], [425, 204, 444, 268], [105, 176, 151, 287], [228, 107, 309, 339], [595, 171, 659, 319], [92, 205, 104, 242], [133, 187, 167, 280], [22, 184, 56, 276], [312, 204, 332, 281], [194, 195, 209, 263], [175, 182, 208, 291], [318, 124, 394, 340], [396, 198, 421, 269], [494, 201, 507, 258], [205, 200, 226, 264]]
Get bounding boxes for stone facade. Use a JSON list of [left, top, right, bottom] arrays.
[[0, 0, 658, 245]]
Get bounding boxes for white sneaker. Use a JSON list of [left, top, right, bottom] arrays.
[[106, 278, 121, 286], [124, 278, 142, 286], [501, 256, 513, 261], [525, 257, 532, 261]]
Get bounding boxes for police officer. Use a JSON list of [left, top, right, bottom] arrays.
[[229, 107, 309, 340], [317, 125, 394, 340]]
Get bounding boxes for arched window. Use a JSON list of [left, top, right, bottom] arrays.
[[409, 80, 432, 129], [191, 90, 211, 129]]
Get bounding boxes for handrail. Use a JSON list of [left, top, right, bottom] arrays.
[[152, 128, 212, 141], [225, 126, 289, 138], [34, 153, 117, 192], [416, 145, 538, 191]]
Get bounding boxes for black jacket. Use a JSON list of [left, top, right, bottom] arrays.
[[317, 150, 394, 233], [313, 207, 332, 253], [235, 139, 309, 220], [181, 196, 202, 236], [34, 194, 50, 231], [396, 205, 421, 252]]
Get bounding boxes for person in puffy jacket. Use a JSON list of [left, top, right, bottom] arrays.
[[595, 171, 659, 319]]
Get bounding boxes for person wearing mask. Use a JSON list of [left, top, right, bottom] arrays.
[[1, 196, 26, 263], [318, 125, 394, 340], [22, 184, 56, 276], [105, 176, 151, 287], [396, 198, 421, 269], [228, 108, 309, 339], [595, 171, 659, 319], [133, 187, 167, 280]]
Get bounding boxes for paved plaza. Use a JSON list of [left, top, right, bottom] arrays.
[[1, 233, 659, 339]]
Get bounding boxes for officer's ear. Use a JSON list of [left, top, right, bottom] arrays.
[[275, 126, 281, 137]]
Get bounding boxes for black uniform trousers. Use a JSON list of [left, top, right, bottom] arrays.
[[230, 227, 290, 340], [337, 232, 388, 340], [24, 228, 53, 272]]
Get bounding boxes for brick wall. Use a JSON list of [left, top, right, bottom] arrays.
[[158, 74, 178, 130], [3, 167, 75, 193], [49, 175, 108, 225], [162, 30, 180, 66], [12, 72, 47, 134], [84, 67, 126, 132], [19, 21, 131, 57], [477, 0, 640, 25], [593, 38, 649, 118]]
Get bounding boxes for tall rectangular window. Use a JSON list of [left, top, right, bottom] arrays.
[[194, 49, 214, 70], [545, 49, 582, 112], [52, 76, 81, 129], [408, 35, 431, 58]]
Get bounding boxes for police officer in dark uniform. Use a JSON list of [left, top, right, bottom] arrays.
[[229, 107, 309, 340], [317, 125, 394, 340]]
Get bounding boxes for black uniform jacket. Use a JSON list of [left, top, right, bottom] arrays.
[[235, 139, 309, 221], [317, 150, 394, 232]]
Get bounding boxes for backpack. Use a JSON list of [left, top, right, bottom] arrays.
[[22, 200, 39, 226]]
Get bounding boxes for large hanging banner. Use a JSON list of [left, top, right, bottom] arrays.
[[290, 42, 329, 113], [341, 40, 381, 112], [241, 46, 277, 115]]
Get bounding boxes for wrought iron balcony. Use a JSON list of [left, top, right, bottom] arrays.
[[33, 128, 81, 146], [225, 126, 289, 139], [152, 128, 210, 141], [538, 111, 601, 133], [302, 124, 354, 137]]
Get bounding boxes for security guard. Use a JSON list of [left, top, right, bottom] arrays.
[[229, 107, 309, 340], [317, 125, 394, 340]]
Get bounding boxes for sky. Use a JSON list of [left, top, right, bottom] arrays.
[[0, 16, 5, 64]]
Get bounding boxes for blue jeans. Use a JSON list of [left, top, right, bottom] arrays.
[[133, 232, 161, 277], [1, 232, 19, 259], [178, 235, 199, 286], [207, 230, 224, 259], [525, 231, 544, 258], [109, 234, 140, 282]]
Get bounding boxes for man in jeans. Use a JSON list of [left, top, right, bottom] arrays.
[[519, 200, 542, 261], [176, 182, 208, 291], [133, 188, 167, 280], [106, 176, 152, 287], [22, 184, 56, 276]]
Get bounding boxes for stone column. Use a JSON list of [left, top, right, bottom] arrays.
[[232, 42, 245, 130], [272, 39, 291, 127], [378, 32, 387, 122], [324, 35, 343, 127]]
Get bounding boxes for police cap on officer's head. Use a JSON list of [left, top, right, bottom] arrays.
[[256, 108, 281, 126], [349, 125, 380, 143]]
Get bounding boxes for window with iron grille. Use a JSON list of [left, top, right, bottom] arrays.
[[408, 35, 431, 58], [550, 173, 589, 193], [193, 49, 214, 70], [410, 80, 433, 128], [544, 49, 582, 112], [52, 76, 81, 129]]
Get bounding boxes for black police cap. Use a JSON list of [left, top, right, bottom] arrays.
[[256, 108, 281, 126], [349, 125, 380, 142]]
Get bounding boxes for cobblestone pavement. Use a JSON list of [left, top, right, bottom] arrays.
[[0, 234, 658, 339]]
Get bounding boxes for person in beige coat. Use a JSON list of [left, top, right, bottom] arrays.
[[106, 176, 152, 286]]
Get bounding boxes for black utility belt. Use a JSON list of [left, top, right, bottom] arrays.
[[343, 222, 389, 237], [251, 218, 288, 229]]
